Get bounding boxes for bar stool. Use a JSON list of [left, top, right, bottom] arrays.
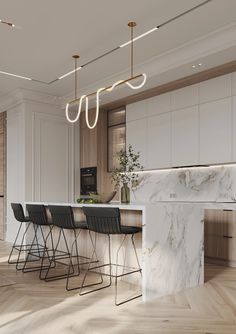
[[22, 204, 54, 273], [43, 205, 98, 291], [8, 203, 44, 270], [80, 207, 142, 306]]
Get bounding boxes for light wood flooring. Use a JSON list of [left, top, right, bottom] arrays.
[[0, 240, 236, 334]]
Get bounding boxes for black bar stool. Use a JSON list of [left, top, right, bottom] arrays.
[[43, 205, 98, 291], [80, 207, 142, 306], [22, 204, 54, 273], [8, 203, 44, 270]]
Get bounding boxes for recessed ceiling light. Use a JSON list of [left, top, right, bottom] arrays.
[[198, 63, 202, 66], [192, 65, 196, 69], [0, 19, 17, 28]]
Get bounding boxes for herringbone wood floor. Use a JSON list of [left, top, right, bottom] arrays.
[[0, 241, 236, 334]]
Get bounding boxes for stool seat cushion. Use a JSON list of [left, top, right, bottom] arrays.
[[120, 226, 142, 234], [73, 221, 88, 230]]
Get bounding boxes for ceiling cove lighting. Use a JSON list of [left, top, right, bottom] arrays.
[[0, 70, 32, 81], [65, 22, 147, 129]]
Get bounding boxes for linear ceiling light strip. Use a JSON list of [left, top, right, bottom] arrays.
[[0, 70, 32, 81], [0, 0, 212, 84]]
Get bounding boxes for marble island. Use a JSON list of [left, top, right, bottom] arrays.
[[23, 200, 205, 301], [25, 166, 236, 302]]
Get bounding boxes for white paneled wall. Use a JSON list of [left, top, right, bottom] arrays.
[[33, 112, 73, 202], [6, 98, 77, 242], [126, 71, 236, 169]]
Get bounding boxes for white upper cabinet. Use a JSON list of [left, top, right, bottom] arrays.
[[147, 93, 171, 117], [126, 72, 236, 170], [199, 98, 232, 164], [199, 74, 231, 104], [172, 106, 199, 167], [126, 100, 147, 122], [171, 84, 198, 110], [232, 96, 236, 160], [126, 118, 147, 168], [232, 72, 236, 96], [147, 113, 171, 169]]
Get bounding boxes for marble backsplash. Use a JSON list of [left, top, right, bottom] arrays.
[[132, 165, 236, 203]]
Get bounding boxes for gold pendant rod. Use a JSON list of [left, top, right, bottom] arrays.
[[73, 55, 80, 100], [128, 21, 136, 78], [68, 73, 143, 105]]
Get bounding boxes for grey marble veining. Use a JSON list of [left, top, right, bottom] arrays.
[[132, 165, 236, 203], [143, 203, 204, 300]]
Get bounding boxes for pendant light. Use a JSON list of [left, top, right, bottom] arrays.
[[65, 22, 147, 128]]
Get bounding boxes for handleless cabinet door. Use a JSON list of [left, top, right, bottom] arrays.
[[172, 106, 199, 166], [147, 113, 171, 169], [126, 119, 147, 169], [199, 97, 232, 164]]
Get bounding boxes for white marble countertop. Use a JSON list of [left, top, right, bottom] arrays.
[[25, 201, 146, 211]]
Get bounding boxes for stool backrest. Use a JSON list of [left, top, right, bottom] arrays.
[[48, 205, 76, 229], [26, 204, 49, 226], [11, 203, 27, 222], [82, 207, 121, 234]]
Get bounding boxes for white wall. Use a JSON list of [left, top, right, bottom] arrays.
[[5, 94, 80, 242], [126, 72, 236, 169], [6, 103, 26, 242]]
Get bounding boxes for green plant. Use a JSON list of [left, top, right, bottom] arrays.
[[111, 144, 143, 189]]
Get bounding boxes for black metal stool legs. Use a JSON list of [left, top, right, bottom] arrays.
[[79, 233, 142, 306], [22, 224, 54, 273], [115, 234, 142, 306]]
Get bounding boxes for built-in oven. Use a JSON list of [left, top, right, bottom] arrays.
[[80, 167, 97, 195]]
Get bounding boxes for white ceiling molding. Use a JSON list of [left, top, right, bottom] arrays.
[[62, 22, 236, 109], [0, 88, 62, 112]]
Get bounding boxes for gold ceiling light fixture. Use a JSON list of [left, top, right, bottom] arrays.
[[65, 22, 147, 129], [0, 19, 16, 28]]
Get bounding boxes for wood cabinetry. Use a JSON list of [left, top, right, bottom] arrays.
[[204, 209, 236, 267], [80, 109, 98, 168], [80, 109, 111, 194]]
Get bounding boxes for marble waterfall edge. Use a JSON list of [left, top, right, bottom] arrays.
[[143, 203, 204, 300]]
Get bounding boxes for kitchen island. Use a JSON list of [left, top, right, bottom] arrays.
[[25, 201, 209, 301]]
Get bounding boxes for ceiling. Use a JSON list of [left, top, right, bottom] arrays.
[[0, 0, 236, 102]]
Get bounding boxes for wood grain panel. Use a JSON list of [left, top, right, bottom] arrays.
[[204, 209, 236, 267], [80, 109, 98, 168]]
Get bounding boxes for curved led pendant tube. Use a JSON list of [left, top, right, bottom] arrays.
[[85, 87, 106, 129], [66, 95, 87, 123]]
